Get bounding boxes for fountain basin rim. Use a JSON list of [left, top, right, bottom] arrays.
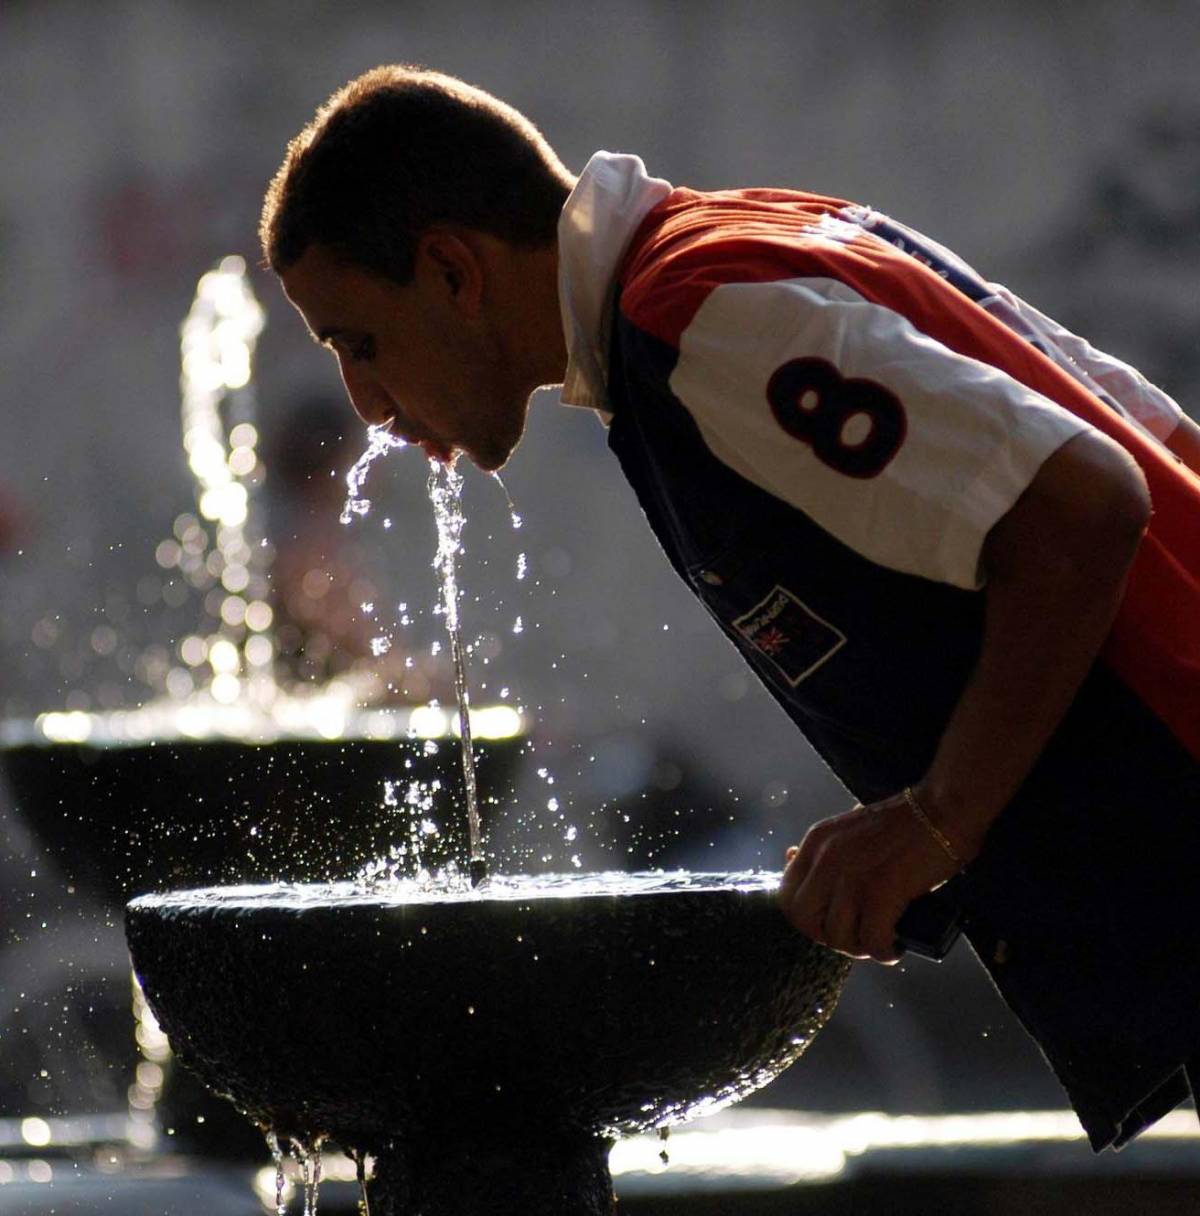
[[127, 870, 786, 913], [0, 700, 523, 748]]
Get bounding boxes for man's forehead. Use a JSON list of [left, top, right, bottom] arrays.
[[279, 244, 337, 300], [280, 245, 396, 329], [279, 247, 354, 333]]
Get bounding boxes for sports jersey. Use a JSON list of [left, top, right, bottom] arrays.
[[557, 152, 1200, 1150]]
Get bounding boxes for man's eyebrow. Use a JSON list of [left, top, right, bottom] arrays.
[[314, 326, 347, 345]]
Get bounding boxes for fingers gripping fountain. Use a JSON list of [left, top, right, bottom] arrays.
[[120, 260, 851, 1213]]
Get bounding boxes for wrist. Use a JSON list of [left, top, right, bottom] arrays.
[[908, 779, 994, 864], [901, 786, 966, 872]]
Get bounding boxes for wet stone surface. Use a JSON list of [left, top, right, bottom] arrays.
[[127, 873, 849, 1212]]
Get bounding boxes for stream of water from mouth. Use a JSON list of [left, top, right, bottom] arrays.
[[341, 432, 486, 884]]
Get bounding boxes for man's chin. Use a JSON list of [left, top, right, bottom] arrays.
[[469, 446, 511, 474], [470, 428, 525, 473]]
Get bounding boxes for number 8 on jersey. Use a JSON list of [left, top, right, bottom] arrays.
[[767, 356, 907, 479]]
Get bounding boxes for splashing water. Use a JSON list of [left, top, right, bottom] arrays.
[[428, 459, 486, 884], [341, 425, 407, 525], [154, 255, 277, 709], [491, 472, 527, 583], [355, 778, 467, 889], [336, 430, 507, 885]]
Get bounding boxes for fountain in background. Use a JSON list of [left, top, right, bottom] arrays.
[[0, 257, 523, 1155], [0, 255, 523, 903]]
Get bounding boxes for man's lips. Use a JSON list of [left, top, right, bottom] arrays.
[[419, 438, 455, 463], [381, 416, 455, 463], [387, 426, 450, 462]]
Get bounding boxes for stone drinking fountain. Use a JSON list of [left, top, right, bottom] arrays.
[[126, 873, 849, 1213]]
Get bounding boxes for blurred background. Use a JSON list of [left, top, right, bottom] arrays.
[[0, 1, 1198, 1210]]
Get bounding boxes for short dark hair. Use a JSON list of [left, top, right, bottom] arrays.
[[260, 65, 573, 283]]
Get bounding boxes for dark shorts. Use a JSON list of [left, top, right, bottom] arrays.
[[954, 665, 1200, 1152]]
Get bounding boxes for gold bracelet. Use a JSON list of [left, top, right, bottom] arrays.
[[903, 786, 965, 872]]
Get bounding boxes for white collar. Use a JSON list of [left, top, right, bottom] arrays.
[[557, 152, 673, 412]]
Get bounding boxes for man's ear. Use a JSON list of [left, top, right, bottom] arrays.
[[418, 231, 484, 317]]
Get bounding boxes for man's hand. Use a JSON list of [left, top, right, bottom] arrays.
[[779, 794, 963, 963]]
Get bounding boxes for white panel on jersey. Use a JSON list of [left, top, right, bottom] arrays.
[[986, 284, 1184, 442], [668, 277, 1089, 590], [558, 152, 673, 414]]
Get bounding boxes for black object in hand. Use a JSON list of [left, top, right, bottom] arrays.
[[894, 889, 961, 961]]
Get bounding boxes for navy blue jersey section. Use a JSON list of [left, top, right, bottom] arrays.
[[607, 301, 985, 800]]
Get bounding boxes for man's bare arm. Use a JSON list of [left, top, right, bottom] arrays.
[[912, 427, 1151, 856], [782, 427, 1151, 961]]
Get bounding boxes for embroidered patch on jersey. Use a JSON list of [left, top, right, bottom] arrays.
[[732, 586, 847, 687]]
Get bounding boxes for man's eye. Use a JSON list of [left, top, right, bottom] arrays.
[[348, 336, 376, 363]]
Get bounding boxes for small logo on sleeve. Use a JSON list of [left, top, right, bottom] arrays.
[[732, 586, 847, 687]]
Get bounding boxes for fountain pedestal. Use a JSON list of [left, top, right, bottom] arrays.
[[368, 1133, 615, 1215], [126, 874, 849, 1210]]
